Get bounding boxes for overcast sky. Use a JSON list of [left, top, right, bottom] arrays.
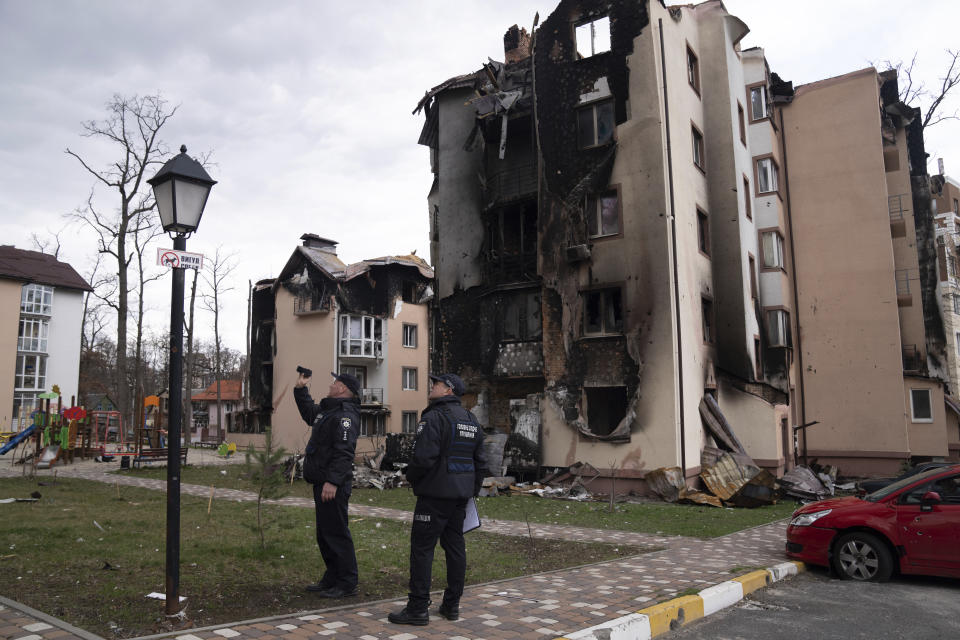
[[1, 0, 958, 356]]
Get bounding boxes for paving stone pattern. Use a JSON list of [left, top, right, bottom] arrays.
[[0, 459, 791, 640]]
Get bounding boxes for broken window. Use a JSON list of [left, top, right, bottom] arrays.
[[754, 337, 763, 379], [950, 256, 958, 279], [484, 204, 538, 283], [954, 294, 960, 314], [956, 332, 960, 356], [577, 99, 615, 148], [692, 125, 705, 171], [749, 84, 768, 120], [761, 230, 785, 269], [402, 411, 419, 434], [575, 16, 610, 59], [402, 323, 418, 348], [687, 46, 700, 94], [586, 190, 620, 238], [402, 281, 418, 303], [360, 413, 385, 437], [585, 386, 627, 436], [954, 198, 959, 214], [339, 315, 383, 357], [583, 288, 623, 336], [756, 157, 778, 194], [701, 297, 714, 343], [910, 388, 932, 422], [749, 255, 758, 299], [502, 291, 542, 341], [402, 367, 418, 391], [766, 309, 791, 347], [697, 208, 710, 255]]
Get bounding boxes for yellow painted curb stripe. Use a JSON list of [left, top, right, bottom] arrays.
[[732, 569, 770, 595], [638, 595, 704, 636]]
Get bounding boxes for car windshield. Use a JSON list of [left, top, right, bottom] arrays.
[[865, 466, 953, 502]]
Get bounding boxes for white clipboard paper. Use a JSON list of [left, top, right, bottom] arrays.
[[463, 496, 481, 533]]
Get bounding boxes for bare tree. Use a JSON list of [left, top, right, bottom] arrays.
[[131, 206, 165, 428], [66, 93, 178, 426], [878, 49, 960, 129], [30, 228, 63, 258], [201, 247, 238, 442]]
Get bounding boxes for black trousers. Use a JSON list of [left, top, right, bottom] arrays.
[[312, 482, 358, 590], [408, 496, 467, 612]]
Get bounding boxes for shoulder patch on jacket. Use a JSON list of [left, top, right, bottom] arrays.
[[341, 417, 352, 440]]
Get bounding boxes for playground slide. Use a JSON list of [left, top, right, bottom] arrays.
[[0, 424, 37, 455], [35, 444, 61, 469]]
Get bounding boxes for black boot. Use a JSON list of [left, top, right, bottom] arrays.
[[388, 606, 429, 626], [438, 602, 460, 621]]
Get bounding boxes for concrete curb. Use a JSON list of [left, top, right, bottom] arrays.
[[553, 561, 805, 640]]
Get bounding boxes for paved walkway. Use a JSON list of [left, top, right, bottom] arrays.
[[1, 457, 792, 640]]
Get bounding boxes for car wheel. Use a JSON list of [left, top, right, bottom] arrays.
[[832, 532, 893, 582]]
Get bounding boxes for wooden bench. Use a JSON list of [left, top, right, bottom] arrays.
[[132, 448, 188, 468]]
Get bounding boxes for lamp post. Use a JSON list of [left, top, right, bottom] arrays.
[[148, 145, 216, 616]]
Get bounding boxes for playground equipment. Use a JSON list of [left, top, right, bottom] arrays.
[[0, 423, 36, 455]]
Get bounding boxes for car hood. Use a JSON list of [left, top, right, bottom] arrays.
[[791, 495, 865, 517]]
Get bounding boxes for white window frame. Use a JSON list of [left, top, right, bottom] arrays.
[[757, 158, 778, 194], [577, 99, 615, 148], [18, 317, 49, 353], [954, 295, 960, 315], [761, 231, 785, 269], [21, 284, 53, 316], [15, 354, 46, 390], [402, 411, 419, 434], [339, 315, 383, 358], [402, 323, 417, 348], [360, 413, 385, 437], [575, 16, 610, 58], [586, 190, 619, 238], [766, 309, 790, 347], [750, 85, 768, 120], [955, 332, 960, 357], [402, 367, 418, 391], [910, 388, 933, 423], [692, 126, 705, 170]]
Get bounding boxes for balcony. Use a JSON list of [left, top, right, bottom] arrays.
[[902, 344, 923, 373], [889, 194, 909, 222], [485, 163, 537, 205], [294, 292, 330, 315], [359, 387, 384, 405]]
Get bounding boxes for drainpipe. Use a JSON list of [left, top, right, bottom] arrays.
[[659, 19, 687, 473], [779, 107, 807, 466]]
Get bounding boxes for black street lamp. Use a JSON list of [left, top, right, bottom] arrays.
[[148, 145, 216, 617]]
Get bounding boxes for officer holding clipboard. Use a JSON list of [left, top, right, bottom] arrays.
[[389, 373, 488, 626]]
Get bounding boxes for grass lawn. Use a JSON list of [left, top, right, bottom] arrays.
[[0, 476, 649, 638], [118, 464, 797, 538]]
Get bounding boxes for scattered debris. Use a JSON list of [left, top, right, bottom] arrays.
[[780, 466, 831, 501], [645, 467, 685, 503], [353, 466, 405, 490]]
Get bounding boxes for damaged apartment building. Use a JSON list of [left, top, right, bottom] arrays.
[[241, 234, 434, 458], [416, 0, 958, 490]]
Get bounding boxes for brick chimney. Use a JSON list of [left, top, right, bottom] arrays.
[[504, 25, 531, 63]]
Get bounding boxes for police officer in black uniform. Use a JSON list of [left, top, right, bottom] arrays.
[[389, 373, 488, 626], [294, 370, 361, 598]]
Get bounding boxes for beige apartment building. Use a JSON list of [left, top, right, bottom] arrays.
[[241, 235, 434, 458], [415, 0, 957, 488], [934, 174, 960, 460]]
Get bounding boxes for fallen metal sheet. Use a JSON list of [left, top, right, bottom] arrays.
[[703, 395, 748, 453], [645, 466, 685, 503], [700, 452, 761, 500], [780, 466, 830, 501], [729, 470, 778, 508], [678, 490, 723, 508], [699, 399, 739, 452]]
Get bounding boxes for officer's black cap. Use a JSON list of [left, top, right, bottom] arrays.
[[429, 373, 465, 396], [330, 371, 362, 397]]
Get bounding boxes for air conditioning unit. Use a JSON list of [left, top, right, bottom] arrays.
[[566, 244, 591, 263]]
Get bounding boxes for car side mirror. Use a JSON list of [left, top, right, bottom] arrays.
[[921, 491, 942, 512]]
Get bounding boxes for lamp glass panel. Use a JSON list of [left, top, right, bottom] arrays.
[[173, 180, 210, 230], [153, 180, 175, 230]]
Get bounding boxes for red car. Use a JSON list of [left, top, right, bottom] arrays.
[[786, 464, 960, 581]]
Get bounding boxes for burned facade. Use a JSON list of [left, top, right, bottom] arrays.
[[418, 0, 959, 487], [242, 234, 434, 456]]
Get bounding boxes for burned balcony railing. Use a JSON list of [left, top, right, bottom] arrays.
[[486, 163, 537, 205], [889, 194, 909, 222], [483, 251, 538, 285], [294, 291, 330, 315], [902, 344, 923, 373], [359, 388, 384, 405]]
